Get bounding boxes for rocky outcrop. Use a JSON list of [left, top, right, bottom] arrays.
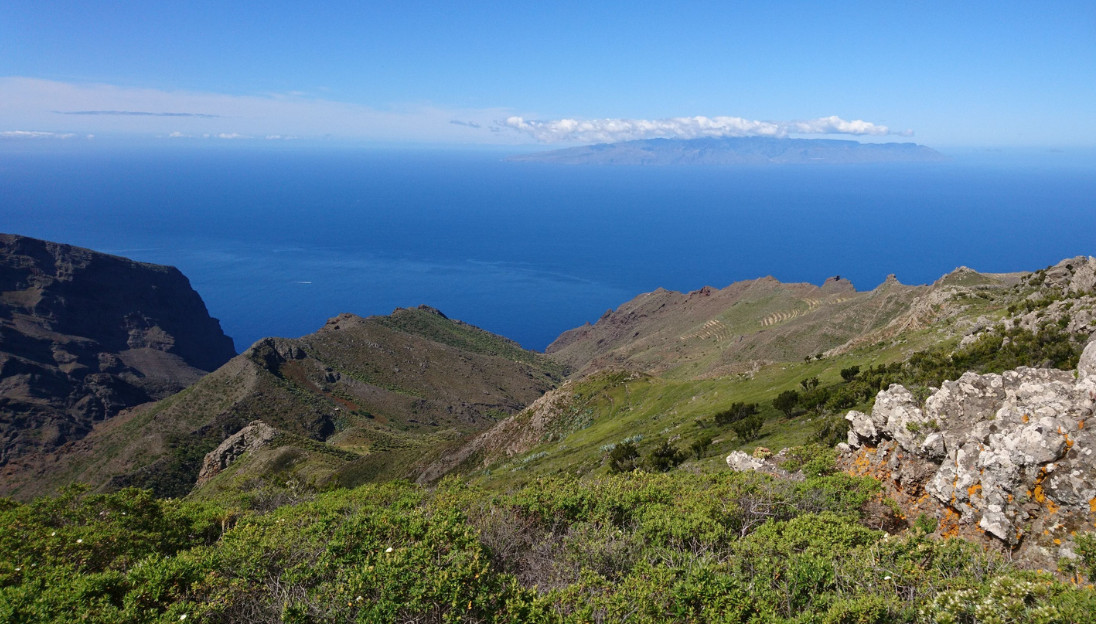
[[842, 338, 1096, 564], [196, 420, 278, 485], [1042, 256, 1096, 295], [0, 234, 236, 474], [725, 448, 799, 480]]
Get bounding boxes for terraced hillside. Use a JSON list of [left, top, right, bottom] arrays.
[[545, 270, 1000, 379], [427, 257, 1096, 488]]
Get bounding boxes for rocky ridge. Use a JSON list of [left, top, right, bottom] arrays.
[[10, 306, 562, 500], [840, 337, 1096, 565]]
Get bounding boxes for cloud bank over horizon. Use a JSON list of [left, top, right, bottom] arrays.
[[503, 115, 910, 143], [0, 77, 512, 143], [1, 77, 913, 146]]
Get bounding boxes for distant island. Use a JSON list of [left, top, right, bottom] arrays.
[[509, 136, 946, 165]]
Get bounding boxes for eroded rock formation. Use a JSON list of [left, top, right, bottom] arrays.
[[196, 420, 278, 485], [841, 338, 1096, 564]]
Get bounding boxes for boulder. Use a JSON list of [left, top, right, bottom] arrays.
[[843, 337, 1096, 560], [197, 420, 278, 484]]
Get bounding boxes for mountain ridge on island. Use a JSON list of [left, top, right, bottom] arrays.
[[509, 136, 946, 165]]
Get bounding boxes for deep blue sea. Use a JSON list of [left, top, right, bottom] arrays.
[[2, 144, 1094, 353]]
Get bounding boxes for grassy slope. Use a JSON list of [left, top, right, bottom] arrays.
[[437, 266, 1094, 491], [10, 308, 564, 500]]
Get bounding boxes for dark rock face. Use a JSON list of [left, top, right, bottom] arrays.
[[0, 234, 236, 468]]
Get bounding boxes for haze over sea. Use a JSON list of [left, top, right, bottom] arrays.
[[3, 145, 1095, 353]]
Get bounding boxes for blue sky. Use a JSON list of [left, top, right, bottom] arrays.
[[2, 1, 1094, 147]]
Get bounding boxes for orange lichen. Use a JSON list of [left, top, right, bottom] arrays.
[[939, 508, 962, 539], [1034, 485, 1047, 504], [1022, 413, 1030, 423], [1089, 497, 1096, 514], [1046, 497, 1060, 515], [967, 483, 982, 498]]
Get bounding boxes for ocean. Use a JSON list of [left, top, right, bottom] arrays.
[[3, 144, 1094, 352]]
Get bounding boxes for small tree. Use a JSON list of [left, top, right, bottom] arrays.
[[730, 415, 764, 442], [840, 365, 861, 382], [607, 441, 640, 473], [714, 402, 759, 425], [689, 432, 714, 459], [646, 440, 686, 472], [772, 390, 800, 417]]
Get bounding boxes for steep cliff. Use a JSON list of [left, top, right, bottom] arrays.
[[0, 234, 235, 481]]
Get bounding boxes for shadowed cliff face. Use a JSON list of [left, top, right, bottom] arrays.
[[0, 233, 236, 472]]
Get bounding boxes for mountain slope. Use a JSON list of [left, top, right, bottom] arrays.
[[0, 234, 235, 484], [9, 306, 563, 500], [425, 258, 1095, 486], [546, 274, 943, 379]]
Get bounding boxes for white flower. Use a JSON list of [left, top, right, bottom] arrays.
[[884, 575, 892, 580], [385, 547, 393, 553], [179, 615, 187, 621], [50, 531, 56, 536], [355, 596, 363, 602], [76, 539, 83, 544]]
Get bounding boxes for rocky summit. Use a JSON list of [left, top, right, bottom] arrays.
[[0, 234, 235, 483], [841, 338, 1096, 566]]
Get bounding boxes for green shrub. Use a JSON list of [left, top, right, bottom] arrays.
[[607, 441, 640, 473], [773, 389, 800, 417], [689, 432, 714, 459], [645, 440, 687, 472], [730, 414, 764, 442], [713, 402, 759, 425]]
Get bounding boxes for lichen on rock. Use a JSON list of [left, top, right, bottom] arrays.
[[842, 337, 1096, 564]]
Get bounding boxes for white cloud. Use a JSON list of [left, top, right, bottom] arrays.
[[503, 115, 904, 143], [0, 77, 516, 143], [0, 77, 911, 145], [0, 130, 79, 139]]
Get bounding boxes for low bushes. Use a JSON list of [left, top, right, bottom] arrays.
[[3, 473, 1095, 622]]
